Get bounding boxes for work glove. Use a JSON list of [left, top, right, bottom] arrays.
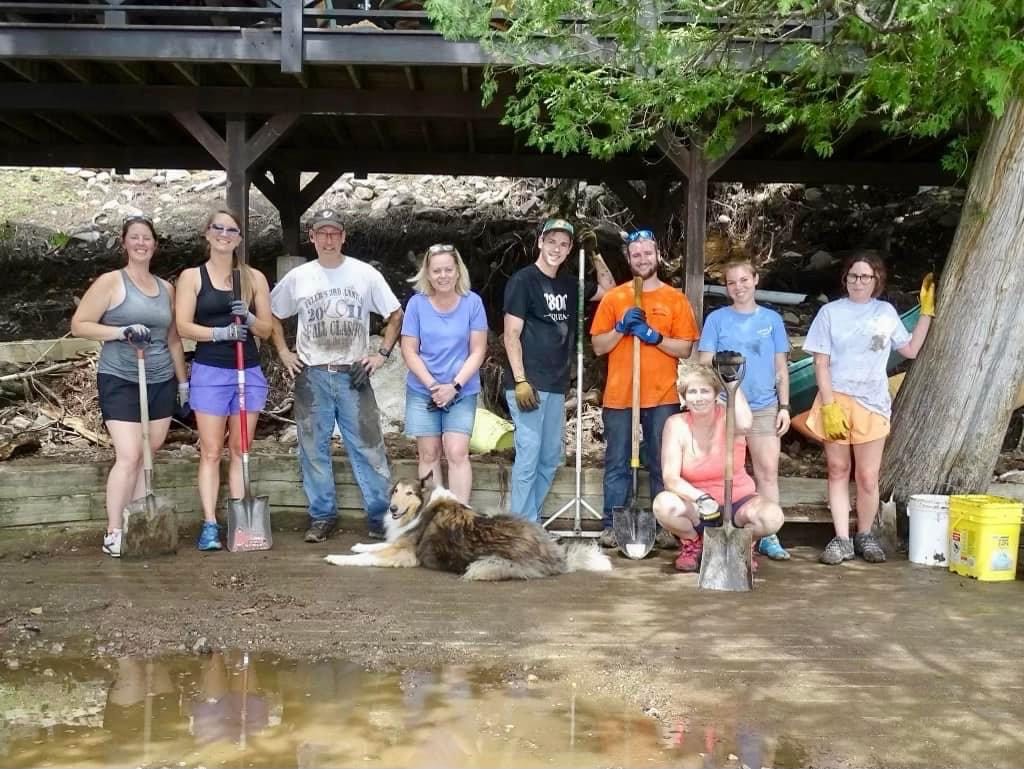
[[230, 299, 257, 327], [514, 379, 539, 411], [120, 324, 151, 346], [919, 272, 936, 317], [349, 361, 371, 390], [579, 228, 598, 254], [211, 324, 248, 343], [615, 307, 645, 335], [820, 402, 851, 441], [630, 319, 663, 346], [175, 382, 193, 422]]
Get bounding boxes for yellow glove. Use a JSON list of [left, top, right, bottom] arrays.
[[514, 379, 539, 412], [579, 228, 598, 254], [821, 402, 850, 441], [919, 272, 936, 317]]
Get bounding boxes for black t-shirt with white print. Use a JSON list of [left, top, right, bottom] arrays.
[[502, 264, 579, 394]]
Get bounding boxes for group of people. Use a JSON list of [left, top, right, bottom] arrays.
[[71, 206, 935, 571]]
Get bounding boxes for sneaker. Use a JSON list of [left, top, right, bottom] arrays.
[[197, 521, 222, 552], [655, 527, 678, 549], [598, 528, 618, 548], [853, 531, 887, 563], [674, 535, 703, 572], [367, 527, 386, 541], [102, 529, 122, 558], [819, 536, 855, 565], [304, 519, 338, 544], [757, 534, 791, 561]]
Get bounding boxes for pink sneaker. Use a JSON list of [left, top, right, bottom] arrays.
[[674, 535, 703, 572]]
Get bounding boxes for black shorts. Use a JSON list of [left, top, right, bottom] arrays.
[[98, 373, 176, 423]]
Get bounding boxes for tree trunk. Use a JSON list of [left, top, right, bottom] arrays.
[[881, 98, 1024, 505]]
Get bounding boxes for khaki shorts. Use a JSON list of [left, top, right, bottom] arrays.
[[749, 406, 779, 436], [805, 392, 890, 445]]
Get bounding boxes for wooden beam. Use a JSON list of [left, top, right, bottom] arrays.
[[80, 114, 133, 145], [707, 117, 764, 176], [371, 120, 390, 151], [173, 111, 228, 168], [226, 117, 249, 260], [35, 113, 90, 144], [684, 153, 709, 322], [110, 61, 147, 85], [345, 64, 362, 89], [54, 60, 92, 83], [404, 66, 418, 91], [171, 61, 200, 87], [229, 63, 254, 88], [244, 112, 299, 169], [297, 171, 341, 212], [280, 0, 304, 75], [0, 59, 38, 82]]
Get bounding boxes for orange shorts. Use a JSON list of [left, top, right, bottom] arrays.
[[805, 392, 890, 445]]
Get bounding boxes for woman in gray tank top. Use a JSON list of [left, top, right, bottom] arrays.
[[71, 216, 188, 557]]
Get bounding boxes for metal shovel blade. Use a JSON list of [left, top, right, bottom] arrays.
[[121, 493, 178, 558], [226, 494, 273, 552], [698, 520, 753, 591], [612, 505, 657, 560]]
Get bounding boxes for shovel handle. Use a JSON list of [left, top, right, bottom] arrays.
[[630, 277, 643, 469], [135, 346, 154, 494], [723, 380, 739, 523], [232, 268, 249, 456]]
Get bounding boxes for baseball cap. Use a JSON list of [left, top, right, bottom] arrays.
[[541, 218, 574, 238], [309, 208, 345, 231]]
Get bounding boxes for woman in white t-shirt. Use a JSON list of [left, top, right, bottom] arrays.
[[803, 251, 935, 565]]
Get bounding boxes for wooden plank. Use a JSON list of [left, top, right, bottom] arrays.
[[0, 338, 99, 364]]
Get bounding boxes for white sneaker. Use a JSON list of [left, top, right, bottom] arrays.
[[103, 529, 122, 557]]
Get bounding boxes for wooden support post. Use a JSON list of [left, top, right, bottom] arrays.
[[281, 0, 304, 75], [174, 111, 300, 264], [274, 166, 302, 257]]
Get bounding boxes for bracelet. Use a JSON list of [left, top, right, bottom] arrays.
[[378, 346, 392, 359], [778, 404, 790, 413]]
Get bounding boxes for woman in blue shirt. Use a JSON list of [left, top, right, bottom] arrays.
[[400, 244, 488, 504], [698, 260, 792, 561]]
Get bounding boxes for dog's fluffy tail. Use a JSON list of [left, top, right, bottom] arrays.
[[563, 541, 612, 573], [463, 556, 558, 581]]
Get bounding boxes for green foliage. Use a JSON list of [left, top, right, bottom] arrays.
[[424, 0, 1024, 163], [47, 231, 69, 250]]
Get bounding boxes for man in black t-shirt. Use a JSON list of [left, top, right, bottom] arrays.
[[502, 218, 613, 522]]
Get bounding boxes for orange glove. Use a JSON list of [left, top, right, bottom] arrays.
[[821, 402, 850, 441], [919, 272, 936, 317]]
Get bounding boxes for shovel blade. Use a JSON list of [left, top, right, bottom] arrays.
[[121, 493, 178, 558], [612, 505, 656, 559], [226, 495, 273, 552], [698, 523, 754, 591]]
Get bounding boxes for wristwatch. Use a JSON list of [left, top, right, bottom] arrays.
[[453, 381, 463, 393], [695, 493, 720, 519], [378, 346, 392, 359], [778, 403, 790, 413]]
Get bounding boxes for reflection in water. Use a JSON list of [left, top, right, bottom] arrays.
[[0, 653, 799, 768]]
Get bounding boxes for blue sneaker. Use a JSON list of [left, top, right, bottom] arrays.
[[757, 534, 790, 560], [197, 522, 222, 551]]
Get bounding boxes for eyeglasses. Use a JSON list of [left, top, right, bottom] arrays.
[[427, 243, 457, 256], [626, 229, 656, 244], [210, 223, 241, 236], [846, 273, 877, 284]]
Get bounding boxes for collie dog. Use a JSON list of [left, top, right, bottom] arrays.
[[324, 476, 612, 581]]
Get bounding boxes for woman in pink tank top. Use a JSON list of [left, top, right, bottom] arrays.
[[652, 366, 784, 573]]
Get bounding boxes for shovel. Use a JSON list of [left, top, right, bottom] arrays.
[[121, 346, 178, 558], [698, 352, 753, 591], [612, 276, 657, 560], [225, 269, 272, 552]]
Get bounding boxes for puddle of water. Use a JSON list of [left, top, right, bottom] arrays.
[[0, 652, 800, 768]]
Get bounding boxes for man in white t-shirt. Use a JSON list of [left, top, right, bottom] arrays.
[[271, 209, 403, 543]]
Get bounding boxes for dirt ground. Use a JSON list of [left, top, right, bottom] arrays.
[[2, 529, 1023, 768]]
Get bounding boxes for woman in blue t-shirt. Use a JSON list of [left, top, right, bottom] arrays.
[[698, 260, 792, 562], [400, 244, 488, 504]]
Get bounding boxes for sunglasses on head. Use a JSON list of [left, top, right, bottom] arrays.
[[426, 243, 457, 256], [209, 222, 242, 236], [626, 229, 656, 244], [122, 215, 154, 227]]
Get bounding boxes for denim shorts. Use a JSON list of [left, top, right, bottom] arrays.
[[190, 362, 269, 417], [404, 387, 478, 437]]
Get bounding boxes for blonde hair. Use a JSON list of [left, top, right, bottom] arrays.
[[678, 365, 723, 396], [203, 207, 254, 306], [723, 259, 758, 280], [408, 245, 471, 296]]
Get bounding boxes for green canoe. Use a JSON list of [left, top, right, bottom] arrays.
[[789, 305, 922, 414]]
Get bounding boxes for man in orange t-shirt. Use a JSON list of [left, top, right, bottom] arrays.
[[590, 229, 699, 547]]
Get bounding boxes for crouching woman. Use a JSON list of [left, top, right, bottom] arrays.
[[652, 365, 784, 572]]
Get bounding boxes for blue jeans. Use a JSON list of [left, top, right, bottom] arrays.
[[505, 389, 565, 522], [602, 403, 680, 528], [293, 367, 391, 532]]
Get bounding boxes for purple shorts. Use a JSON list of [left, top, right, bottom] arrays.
[[190, 362, 269, 417]]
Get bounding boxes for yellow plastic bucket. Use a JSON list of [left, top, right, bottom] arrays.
[[948, 495, 1022, 582], [469, 408, 515, 453]]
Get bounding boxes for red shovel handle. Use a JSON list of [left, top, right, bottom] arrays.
[[232, 268, 248, 455]]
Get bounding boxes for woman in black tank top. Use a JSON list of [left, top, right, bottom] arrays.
[[175, 208, 273, 552]]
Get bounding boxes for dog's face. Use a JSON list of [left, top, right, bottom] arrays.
[[388, 480, 425, 524]]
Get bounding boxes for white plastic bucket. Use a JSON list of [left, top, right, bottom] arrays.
[[907, 494, 950, 566]]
